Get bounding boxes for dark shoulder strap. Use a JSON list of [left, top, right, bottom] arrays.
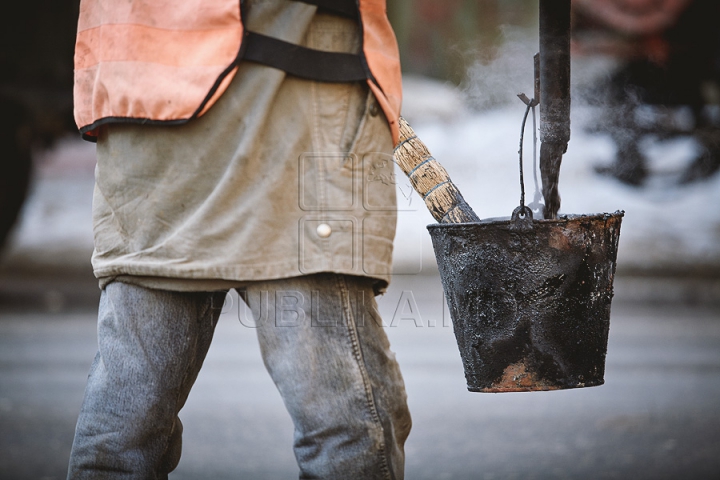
[[242, 31, 368, 82], [296, 0, 359, 20]]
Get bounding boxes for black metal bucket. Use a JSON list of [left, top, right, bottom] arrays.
[[428, 209, 624, 392]]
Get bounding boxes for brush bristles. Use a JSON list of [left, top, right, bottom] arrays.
[[394, 117, 480, 223]]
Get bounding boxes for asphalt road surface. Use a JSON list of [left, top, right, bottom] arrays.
[[1, 274, 719, 480]]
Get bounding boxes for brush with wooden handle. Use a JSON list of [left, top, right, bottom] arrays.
[[393, 117, 480, 224]]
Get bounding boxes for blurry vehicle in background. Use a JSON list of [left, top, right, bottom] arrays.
[[572, 0, 720, 186], [0, 1, 79, 251]]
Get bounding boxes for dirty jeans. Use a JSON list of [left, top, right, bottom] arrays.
[[67, 273, 411, 479]]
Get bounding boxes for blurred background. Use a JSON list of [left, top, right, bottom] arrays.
[[1, 1, 719, 479]]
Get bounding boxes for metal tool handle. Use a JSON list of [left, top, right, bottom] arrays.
[[538, 0, 571, 219], [394, 117, 480, 224]]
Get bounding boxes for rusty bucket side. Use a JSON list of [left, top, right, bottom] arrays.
[[428, 211, 623, 393]]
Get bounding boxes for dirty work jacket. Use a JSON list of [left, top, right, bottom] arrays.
[[73, 0, 402, 143]]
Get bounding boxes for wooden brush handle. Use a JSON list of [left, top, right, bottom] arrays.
[[393, 117, 480, 224]]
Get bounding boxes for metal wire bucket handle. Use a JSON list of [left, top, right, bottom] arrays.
[[515, 76, 544, 228]]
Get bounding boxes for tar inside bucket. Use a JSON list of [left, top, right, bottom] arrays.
[[428, 209, 623, 392]]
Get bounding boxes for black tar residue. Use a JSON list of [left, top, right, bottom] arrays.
[[428, 211, 624, 392]]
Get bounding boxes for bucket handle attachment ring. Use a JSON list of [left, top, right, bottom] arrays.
[[511, 205, 534, 230]]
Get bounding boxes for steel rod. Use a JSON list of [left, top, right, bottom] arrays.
[[539, 0, 571, 219]]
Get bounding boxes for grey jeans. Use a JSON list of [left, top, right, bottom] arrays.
[[67, 273, 411, 479]]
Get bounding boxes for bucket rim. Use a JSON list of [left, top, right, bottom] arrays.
[[426, 210, 624, 231]]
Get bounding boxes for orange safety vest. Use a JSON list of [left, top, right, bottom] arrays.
[[74, 0, 402, 143]]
